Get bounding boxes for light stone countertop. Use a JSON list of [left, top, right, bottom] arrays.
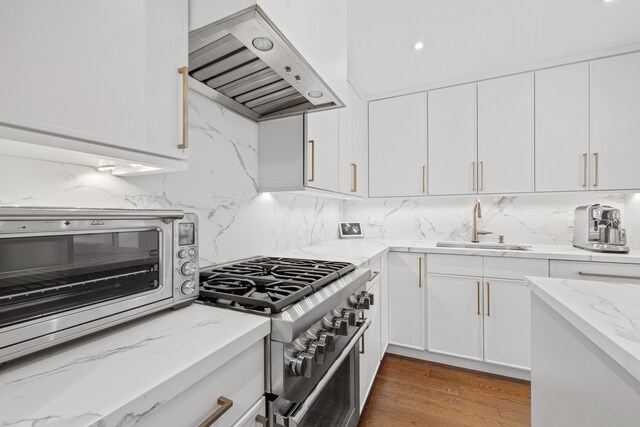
[[0, 304, 270, 427], [527, 276, 640, 384]]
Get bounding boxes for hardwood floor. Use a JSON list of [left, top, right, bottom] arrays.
[[359, 355, 531, 427]]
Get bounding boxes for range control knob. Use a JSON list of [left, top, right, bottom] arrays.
[[307, 340, 326, 364], [362, 291, 374, 306], [177, 249, 187, 259], [341, 308, 358, 327], [181, 261, 196, 276], [334, 318, 348, 336], [318, 331, 336, 352], [181, 280, 196, 295], [291, 352, 314, 378]]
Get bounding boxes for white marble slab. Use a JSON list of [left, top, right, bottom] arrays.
[[527, 276, 640, 384], [277, 239, 640, 267], [0, 304, 269, 427]]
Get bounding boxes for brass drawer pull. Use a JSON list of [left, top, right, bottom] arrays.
[[472, 161, 477, 191], [351, 163, 357, 192], [486, 282, 491, 317], [418, 257, 423, 288], [422, 165, 426, 193], [255, 414, 268, 426], [582, 153, 587, 188], [593, 152, 599, 187], [178, 66, 189, 149], [308, 140, 315, 182], [476, 281, 480, 315], [479, 161, 484, 191], [369, 271, 380, 281], [198, 396, 233, 427], [360, 334, 365, 354], [578, 271, 640, 281]]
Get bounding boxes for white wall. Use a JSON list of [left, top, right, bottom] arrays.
[[342, 193, 629, 245], [0, 91, 342, 267]]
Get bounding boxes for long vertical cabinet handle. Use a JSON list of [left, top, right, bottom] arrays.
[[198, 396, 233, 427], [472, 161, 477, 191], [308, 140, 315, 182], [479, 161, 484, 191], [422, 165, 426, 193], [582, 153, 588, 188], [486, 282, 491, 317], [351, 163, 357, 192], [360, 333, 365, 354], [418, 257, 423, 288], [178, 66, 189, 149], [593, 152, 599, 187], [476, 281, 480, 315]]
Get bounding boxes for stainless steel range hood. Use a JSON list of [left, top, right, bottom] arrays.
[[188, 6, 343, 122]]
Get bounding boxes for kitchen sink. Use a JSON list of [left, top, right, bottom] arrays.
[[436, 241, 533, 251]]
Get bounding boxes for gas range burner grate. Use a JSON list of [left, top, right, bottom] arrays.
[[198, 256, 355, 313]]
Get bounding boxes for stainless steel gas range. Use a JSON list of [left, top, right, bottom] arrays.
[[198, 257, 373, 427]]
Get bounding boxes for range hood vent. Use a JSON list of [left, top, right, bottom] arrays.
[[188, 7, 343, 122]]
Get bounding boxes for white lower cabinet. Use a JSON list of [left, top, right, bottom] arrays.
[[388, 252, 425, 350], [483, 279, 531, 370], [426, 274, 483, 361], [359, 279, 381, 411], [137, 340, 264, 427], [380, 255, 389, 357]]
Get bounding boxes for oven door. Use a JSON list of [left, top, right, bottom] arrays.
[[274, 319, 370, 427], [0, 225, 173, 359]]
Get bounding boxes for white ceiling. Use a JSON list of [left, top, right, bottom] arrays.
[[348, 0, 640, 99]]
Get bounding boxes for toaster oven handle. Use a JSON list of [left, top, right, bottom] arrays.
[[281, 318, 372, 427]]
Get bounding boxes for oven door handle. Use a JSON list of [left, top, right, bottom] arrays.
[[280, 318, 371, 427]]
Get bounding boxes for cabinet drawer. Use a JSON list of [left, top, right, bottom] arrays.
[[138, 340, 264, 427], [483, 257, 548, 280], [550, 261, 640, 284], [231, 396, 267, 427], [366, 256, 382, 291], [427, 254, 482, 277]]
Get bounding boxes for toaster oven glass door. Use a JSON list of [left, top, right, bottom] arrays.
[[0, 229, 161, 328]]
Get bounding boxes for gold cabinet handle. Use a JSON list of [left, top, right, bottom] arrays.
[[351, 163, 357, 192], [582, 153, 588, 188], [479, 161, 484, 191], [198, 396, 233, 427], [418, 257, 423, 288], [308, 140, 315, 182], [422, 165, 426, 193], [360, 334, 365, 354], [579, 271, 640, 281], [369, 271, 380, 281], [476, 281, 480, 315], [486, 282, 491, 317], [255, 414, 268, 426], [178, 66, 189, 149], [472, 161, 477, 191], [593, 152, 599, 187]]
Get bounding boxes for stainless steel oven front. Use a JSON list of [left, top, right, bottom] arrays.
[[0, 207, 199, 363]]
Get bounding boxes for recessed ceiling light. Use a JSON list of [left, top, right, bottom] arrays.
[[252, 37, 274, 52], [308, 91, 323, 99], [414, 42, 424, 50]]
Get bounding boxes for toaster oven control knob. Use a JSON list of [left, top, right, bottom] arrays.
[[188, 247, 196, 257], [291, 352, 314, 378], [318, 331, 335, 352], [307, 340, 326, 364], [181, 261, 196, 276], [181, 280, 196, 295], [177, 249, 187, 259]]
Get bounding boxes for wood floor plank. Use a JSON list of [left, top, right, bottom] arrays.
[[359, 355, 531, 427]]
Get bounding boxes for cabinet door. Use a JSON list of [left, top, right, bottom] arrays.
[[388, 253, 425, 350], [426, 274, 483, 361], [0, 0, 188, 161], [535, 63, 590, 192], [590, 52, 640, 191], [483, 279, 531, 370], [306, 109, 340, 192], [339, 82, 366, 197], [428, 83, 478, 195], [369, 93, 427, 197], [478, 73, 534, 194], [359, 281, 381, 411]]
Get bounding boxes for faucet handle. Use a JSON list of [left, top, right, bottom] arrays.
[[478, 230, 493, 236]]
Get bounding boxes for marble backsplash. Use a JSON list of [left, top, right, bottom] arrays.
[[0, 91, 341, 267], [342, 192, 633, 247]]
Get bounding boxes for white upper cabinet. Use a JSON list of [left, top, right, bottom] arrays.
[[428, 83, 478, 195], [590, 52, 640, 191], [535, 63, 590, 192], [369, 93, 428, 197], [0, 0, 189, 173], [338, 83, 366, 197], [478, 73, 534, 194], [307, 110, 340, 192]]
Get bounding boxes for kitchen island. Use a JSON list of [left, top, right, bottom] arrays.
[[527, 276, 640, 426]]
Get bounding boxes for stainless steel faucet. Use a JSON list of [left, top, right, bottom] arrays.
[[471, 199, 492, 243]]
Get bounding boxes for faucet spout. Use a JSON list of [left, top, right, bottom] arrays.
[[471, 200, 492, 243]]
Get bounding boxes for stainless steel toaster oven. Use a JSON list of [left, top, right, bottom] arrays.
[[0, 207, 199, 363]]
